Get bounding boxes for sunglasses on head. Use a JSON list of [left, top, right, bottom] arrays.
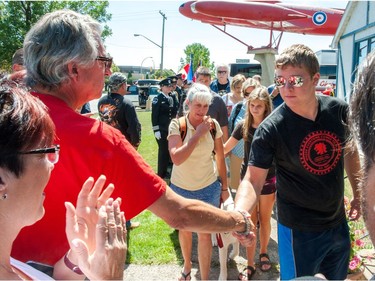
[[274, 75, 304, 88]]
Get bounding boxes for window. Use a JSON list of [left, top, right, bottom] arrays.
[[229, 63, 262, 78], [354, 36, 375, 76]]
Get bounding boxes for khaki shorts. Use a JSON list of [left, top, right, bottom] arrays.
[[229, 154, 242, 189]]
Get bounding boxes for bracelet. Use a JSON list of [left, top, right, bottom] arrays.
[[235, 210, 251, 236], [64, 251, 84, 275], [221, 189, 228, 191]]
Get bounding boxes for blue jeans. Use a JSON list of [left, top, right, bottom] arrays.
[[278, 220, 350, 280], [170, 180, 221, 207]]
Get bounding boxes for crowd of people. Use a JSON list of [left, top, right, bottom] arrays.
[[1, 7, 375, 281]]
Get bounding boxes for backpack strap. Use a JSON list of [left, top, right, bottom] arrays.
[[231, 101, 243, 131], [209, 123, 216, 141], [178, 116, 187, 141]]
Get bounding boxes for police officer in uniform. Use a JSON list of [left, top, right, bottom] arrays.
[[152, 77, 179, 179], [174, 73, 184, 102], [168, 75, 181, 102]]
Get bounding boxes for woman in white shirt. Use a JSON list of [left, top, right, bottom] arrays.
[[221, 74, 246, 117]]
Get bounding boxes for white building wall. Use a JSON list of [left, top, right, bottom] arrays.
[[334, 1, 375, 101]]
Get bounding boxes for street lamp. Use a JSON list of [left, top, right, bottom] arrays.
[[140, 56, 153, 78], [134, 33, 163, 73], [134, 11, 166, 74]]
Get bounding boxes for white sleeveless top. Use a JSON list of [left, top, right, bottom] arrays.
[[11, 258, 54, 280]]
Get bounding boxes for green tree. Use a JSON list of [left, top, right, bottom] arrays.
[[152, 69, 175, 79], [0, 1, 112, 71], [180, 43, 215, 74]]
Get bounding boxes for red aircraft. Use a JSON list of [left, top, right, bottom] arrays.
[[179, 0, 344, 50]]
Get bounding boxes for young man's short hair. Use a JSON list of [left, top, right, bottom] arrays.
[[195, 66, 211, 78], [275, 44, 319, 77]]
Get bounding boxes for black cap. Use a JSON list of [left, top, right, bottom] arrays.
[[168, 76, 178, 83], [159, 78, 173, 87], [176, 73, 183, 79]]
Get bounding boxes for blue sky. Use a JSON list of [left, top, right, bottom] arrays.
[[105, 1, 348, 72]]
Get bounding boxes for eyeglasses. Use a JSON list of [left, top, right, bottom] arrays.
[[19, 145, 60, 164], [96, 56, 113, 71], [275, 75, 304, 88], [217, 70, 227, 75]]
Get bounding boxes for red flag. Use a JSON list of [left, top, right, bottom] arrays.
[[178, 64, 190, 80]]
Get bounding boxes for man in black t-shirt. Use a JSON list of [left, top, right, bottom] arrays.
[[234, 44, 361, 280], [98, 72, 141, 149]]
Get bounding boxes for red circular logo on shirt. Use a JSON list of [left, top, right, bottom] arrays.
[[299, 130, 342, 175]]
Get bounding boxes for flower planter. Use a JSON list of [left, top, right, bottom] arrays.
[[346, 267, 365, 280]]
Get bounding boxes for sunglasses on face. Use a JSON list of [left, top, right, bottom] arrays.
[[275, 75, 304, 88], [217, 70, 227, 75], [96, 56, 113, 70]]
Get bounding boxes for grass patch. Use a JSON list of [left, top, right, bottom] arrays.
[[137, 110, 158, 172], [127, 110, 181, 265]]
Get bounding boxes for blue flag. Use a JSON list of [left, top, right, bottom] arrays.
[[187, 54, 194, 82]]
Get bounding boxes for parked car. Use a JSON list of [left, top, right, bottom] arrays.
[[127, 79, 160, 108]]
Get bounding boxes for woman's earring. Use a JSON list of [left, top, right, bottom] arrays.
[[1, 194, 7, 200]]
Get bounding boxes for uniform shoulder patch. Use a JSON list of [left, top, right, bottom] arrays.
[[152, 97, 158, 104]]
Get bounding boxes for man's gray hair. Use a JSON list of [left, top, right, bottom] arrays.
[[216, 63, 229, 73], [24, 9, 102, 89], [109, 72, 127, 92]]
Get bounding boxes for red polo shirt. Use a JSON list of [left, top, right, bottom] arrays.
[[12, 93, 166, 264]]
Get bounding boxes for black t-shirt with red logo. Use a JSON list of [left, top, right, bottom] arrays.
[[249, 95, 349, 231]]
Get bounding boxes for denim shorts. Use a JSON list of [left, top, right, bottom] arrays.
[[170, 180, 221, 207]]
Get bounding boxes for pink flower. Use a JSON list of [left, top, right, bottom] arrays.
[[349, 255, 362, 271], [355, 239, 365, 247], [349, 259, 359, 271]]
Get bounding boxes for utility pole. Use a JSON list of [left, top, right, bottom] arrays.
[[159, 11, 167, 75]]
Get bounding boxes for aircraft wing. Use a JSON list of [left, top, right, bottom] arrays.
[[179, 0, 344, 36]]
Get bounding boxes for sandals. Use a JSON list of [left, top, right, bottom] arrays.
[[259, 253, 272, 272], [178, 271, 191, 281], [238, 265, 256, 280]]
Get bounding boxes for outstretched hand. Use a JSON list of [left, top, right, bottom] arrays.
[[65, 175, 115, 254], [70, 198, 127, 280]]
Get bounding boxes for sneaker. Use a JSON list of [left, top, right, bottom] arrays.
[[128, 221, 140, 229]]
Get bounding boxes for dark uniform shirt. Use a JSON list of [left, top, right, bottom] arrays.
[[151, 92, 179, 134]]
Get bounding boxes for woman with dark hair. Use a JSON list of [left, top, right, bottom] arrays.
[[224, 87, 275, 280], [0, 79, 126, 280]]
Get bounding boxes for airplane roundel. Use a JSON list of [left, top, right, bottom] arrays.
[[312, 11, 327, 26]]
